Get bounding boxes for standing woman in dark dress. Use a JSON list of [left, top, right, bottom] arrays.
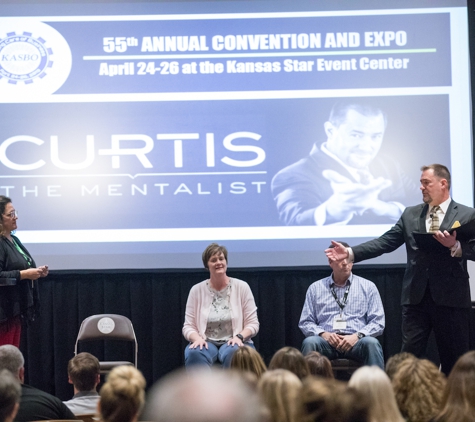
[[0, 196, 48, 347]]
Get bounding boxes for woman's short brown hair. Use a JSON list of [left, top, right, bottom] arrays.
[[268, 347, 310, 380], [304, 352, 334, 379], [202, 243, 228, 269]]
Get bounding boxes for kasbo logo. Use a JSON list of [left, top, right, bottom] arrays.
[[0, 19, 72, 98]]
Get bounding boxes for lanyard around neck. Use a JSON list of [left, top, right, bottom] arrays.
[[330, 281, 351, 312]]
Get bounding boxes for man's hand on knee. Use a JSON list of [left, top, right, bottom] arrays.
[[320, 332, 344, 349], [338, 334, 359, 352]]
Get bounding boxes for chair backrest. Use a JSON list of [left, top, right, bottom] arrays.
[[76, 314, 135, 342], [75, 314, 138, 368]]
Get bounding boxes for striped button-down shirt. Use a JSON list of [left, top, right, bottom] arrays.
[[299, 273, 385, 338]]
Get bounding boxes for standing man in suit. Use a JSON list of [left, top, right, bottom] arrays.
[[325, 164, 475, 374], [271, 101, 417, 226]]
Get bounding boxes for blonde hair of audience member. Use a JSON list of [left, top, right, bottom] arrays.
[[230, 345, 267, 379], [434, 351, 475, 422], [348, 366, 404, 422], [99, 366, 146, 422], [0, 369, 21, 422], [142, 368, 261, 422], [298, 376, 369, 422], [268, 347, 310, 380], [304, 352, 334, 379], [258, 369, 302, 422], [385, 352, 416, 381], [392, 358, 446, 422]]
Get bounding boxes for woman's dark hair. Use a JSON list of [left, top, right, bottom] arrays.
[[304, 352, 334, 379], [268, 347, 310, 380]]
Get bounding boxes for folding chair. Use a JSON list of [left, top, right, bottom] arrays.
[[75, 314, 138, 374]]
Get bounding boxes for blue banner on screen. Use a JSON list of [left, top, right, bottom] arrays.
[[0, 1, 471, 270]]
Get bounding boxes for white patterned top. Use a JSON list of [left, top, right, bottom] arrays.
[[205, 279, 233, 342]]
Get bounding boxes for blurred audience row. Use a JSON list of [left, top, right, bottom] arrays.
[[0, 343, 474, 422]]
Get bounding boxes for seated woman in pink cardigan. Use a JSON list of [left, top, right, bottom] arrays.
[[182, 243, 260, 368]]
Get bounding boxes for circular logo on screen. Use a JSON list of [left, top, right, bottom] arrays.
[[0, 19, 72, 98], [97, 317, 115, 334]]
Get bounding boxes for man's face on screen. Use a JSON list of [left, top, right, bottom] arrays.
[[325, 109, 385, 169]]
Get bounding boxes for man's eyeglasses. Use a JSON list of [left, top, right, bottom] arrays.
[[3, 210, 18, 219]]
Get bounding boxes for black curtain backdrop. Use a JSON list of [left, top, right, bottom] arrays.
[[18, 264, 413, 400]]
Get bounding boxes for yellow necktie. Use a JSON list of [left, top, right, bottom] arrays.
[[429, 206, 441, 232]]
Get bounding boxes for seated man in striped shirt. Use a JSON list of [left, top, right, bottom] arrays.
[[299, 242, 385, 369]]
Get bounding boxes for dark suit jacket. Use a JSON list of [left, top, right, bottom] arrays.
[[271, 144, 418, 225], [352, 200, 475, 308]]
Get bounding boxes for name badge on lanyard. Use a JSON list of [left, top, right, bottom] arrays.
[[333, 316, 347, 330]]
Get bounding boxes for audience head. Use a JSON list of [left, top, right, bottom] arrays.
[[99, 365, 146, 422], [304, 352, 334, 379], [143, 368, 261, 422], [230, 345, 267, 379], [258, 369, 301, 422], [349, 366, 403, 422], [0, 369, 21, 422], [0, 346, 24, 382], [385, 352, 416, 380], [435, 350, 475, 422], [268, 347, 310, 380], [68, 352, 100, 392], [392, 357, 446, 422], [298, 376, 369, 422]]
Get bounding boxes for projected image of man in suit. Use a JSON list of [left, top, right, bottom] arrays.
[[325, 164, 475, 374], [271, 101, 417, 226]]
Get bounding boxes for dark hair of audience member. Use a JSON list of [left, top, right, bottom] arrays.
[[68, 352, 100, 391], [99, 365, 146, 422], [392, 358, 446, 422], [434, 350, 475, 422], [298, 376, 369, 422], [304, 352, 334, 379], [385, 352, 416, 381], [258, 369, 302, 422], [0, 369, 21, 422], [348, 366, 404, 422], [230, 345, 267, 379], [268, 347, 310, 380]]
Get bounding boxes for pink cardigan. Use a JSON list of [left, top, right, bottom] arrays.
[[182, 278, 259, 341]]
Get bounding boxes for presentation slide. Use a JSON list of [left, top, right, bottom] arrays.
[[0, 0, 471, 269]]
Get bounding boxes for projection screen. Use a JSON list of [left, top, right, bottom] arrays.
[[0, 0, 472, 269]]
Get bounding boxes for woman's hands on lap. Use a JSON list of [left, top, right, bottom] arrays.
[[227, 336, 243, 347], [189, 338, 208, 350]]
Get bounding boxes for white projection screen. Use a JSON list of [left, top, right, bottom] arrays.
[[0, 0, 472, 269]]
